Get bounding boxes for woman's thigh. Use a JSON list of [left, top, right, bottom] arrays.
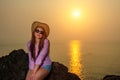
[[35, 68, 49, 80]]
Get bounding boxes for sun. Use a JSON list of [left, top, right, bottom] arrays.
[[72, 9, 81, 18]]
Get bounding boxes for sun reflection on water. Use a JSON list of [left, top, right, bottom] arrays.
[[69, 40, 83, 79]]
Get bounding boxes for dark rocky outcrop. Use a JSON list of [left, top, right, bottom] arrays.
[[0, 49, 29, 80], [0, 49, 80, 80], [45, 62, 80, 80], [103, 75, 120, 80]]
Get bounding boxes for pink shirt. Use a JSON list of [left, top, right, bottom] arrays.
[[27, 39, 52, 70]]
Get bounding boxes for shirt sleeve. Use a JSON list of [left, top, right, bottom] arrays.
[[35, 39, 50, 65], [27, 41, 34, 70]]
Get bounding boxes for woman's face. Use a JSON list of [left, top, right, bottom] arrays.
[[34, 27, 44, 39]]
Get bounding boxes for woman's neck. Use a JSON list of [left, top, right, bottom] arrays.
[[35, 38, 41, 44]]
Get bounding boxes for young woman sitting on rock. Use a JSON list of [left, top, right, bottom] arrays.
[[26, 21, 52, 80]]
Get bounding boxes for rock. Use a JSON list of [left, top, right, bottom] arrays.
[[0, 49, 29, 80], [45, 62, 80, 80], [0, 49, 80, 80], [103, 75, 120, 80]]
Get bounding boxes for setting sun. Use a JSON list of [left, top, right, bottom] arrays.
[[73, 9, 81, 18]]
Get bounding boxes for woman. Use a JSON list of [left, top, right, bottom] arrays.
[[26, 21, 52, 80]]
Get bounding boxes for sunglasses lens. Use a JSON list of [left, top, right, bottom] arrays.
[[35, 29, 39, 33], [35, 29, 44, 34]]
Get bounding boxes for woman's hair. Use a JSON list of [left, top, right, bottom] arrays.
[[30, 26, 47, 61]]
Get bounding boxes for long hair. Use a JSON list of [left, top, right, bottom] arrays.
[[30, 26, 47, 61]]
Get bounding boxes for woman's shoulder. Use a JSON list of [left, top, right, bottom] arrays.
[[27, 40, 31, 47], [44, 38, 50, 44]]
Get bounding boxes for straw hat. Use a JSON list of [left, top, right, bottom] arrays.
[[31, 21, 50, 37]]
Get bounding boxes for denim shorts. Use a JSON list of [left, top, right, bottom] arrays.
[[41, 65, 52, 73]]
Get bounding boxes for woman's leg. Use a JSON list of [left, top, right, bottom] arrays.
[[26, 70, 33, 80], [35, 68, 49, 80]]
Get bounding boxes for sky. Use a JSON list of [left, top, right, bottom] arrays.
[[0, 0, 120, 45]]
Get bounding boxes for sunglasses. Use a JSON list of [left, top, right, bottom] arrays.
[[35, 29, 44, 34]]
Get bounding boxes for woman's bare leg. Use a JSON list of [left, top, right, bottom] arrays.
[[26, 70, 33, 80], [35, 68, 49, 80]]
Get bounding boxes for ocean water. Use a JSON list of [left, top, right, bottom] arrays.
[[0, 40, 120, 80]]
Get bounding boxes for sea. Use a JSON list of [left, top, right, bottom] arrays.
[[0, 40, 120, 80]]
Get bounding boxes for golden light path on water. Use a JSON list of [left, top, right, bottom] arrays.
[[69, 40, 83, 79]]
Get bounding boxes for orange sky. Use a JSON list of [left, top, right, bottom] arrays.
[[0, 0, 120, 44]]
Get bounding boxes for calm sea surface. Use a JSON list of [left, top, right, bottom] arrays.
[[0, 40, 120, 80]]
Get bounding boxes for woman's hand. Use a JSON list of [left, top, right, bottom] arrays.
[[30, 64, 40, 80], [30, 72, 36, 80]]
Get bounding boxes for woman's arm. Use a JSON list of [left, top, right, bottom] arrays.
[[30, 64, 40, 80], [35, 39, 50, 66], [31, 39, 50, 79], [27, 41, 34, 70], [32, 64, 39, 74]]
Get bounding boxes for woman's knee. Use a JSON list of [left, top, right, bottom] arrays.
[[35, 76, 42, 80], [35, 68, 49, 80], [35, 73, 44, 80], [26, 70, 33, 80]]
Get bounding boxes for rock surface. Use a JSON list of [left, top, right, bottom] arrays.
[[103, 75, 120, 80], [0, 49, 80, 80], [45, 62, 80, 80], [0, 49, 28, 80]]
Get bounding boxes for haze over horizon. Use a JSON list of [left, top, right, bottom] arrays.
[[0, 0, 120, 45]]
